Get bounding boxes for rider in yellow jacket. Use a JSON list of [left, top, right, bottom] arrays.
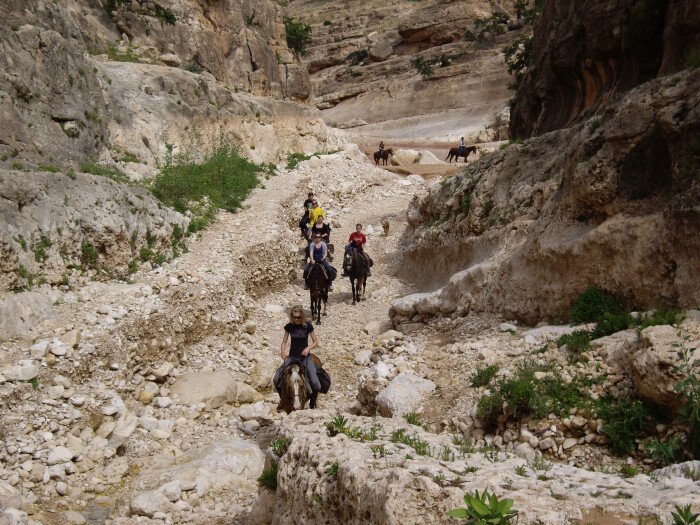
[[308, 200, 325, 229]]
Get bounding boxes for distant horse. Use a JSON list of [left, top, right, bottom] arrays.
[[374, 148, 394, 166], [278, 355, 323, 413], [307, 262, 329, 324], [344, 247, 369, 305], [446, 145, 477, 163]]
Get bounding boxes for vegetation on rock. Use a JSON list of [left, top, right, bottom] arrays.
[[284, 17, 312, 56], [448, 489, 517, 523]]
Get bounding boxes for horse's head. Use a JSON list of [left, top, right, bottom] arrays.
[[386, 148, 394, 156], [281, 362, 307, 413]]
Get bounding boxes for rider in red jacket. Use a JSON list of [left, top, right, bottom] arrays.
[[343, 224, 372, 276]]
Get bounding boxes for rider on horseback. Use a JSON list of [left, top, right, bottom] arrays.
[[273, 305, 321, 409], [342, 223, 372, 276], [459, 137, 466, 157], [299, 192, 314, 237], [311, 215, 331, 243], [379, 140, 385, 154], [304, 233, 336, 291], [306, 199, 326, 240]]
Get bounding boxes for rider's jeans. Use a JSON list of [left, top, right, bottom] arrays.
[[305, 259, 333, 279], [273, 356, 321, 392]]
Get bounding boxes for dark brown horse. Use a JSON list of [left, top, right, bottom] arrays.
[[307, 262, 329, 324], [343, 247, 369, 305], [446, 145, 477, 163], [279, 355, 323, 413], [374, 148, 393, 166]]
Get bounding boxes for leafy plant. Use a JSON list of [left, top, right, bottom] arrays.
[[79, 161, 131, 184], [514, 465, 527, 477], [284, 17, 312, 56], [675, 339, 700, 456], [32, 236, 52, 263], [80, 242, 99, 268], [588, 117, 601, 134], [391, 428, 430, 456], [257, 463, 278, 492], [529, 455, 553, 480], [637, 308, 684, 329], [470, 364, 499, 387], [447, 489, 517, 523], [619, 464, 639, 478], [286, 152, 314, 170], [644, 436, 684, 466], [107, 45, 140, 63], [151, 146, 262, 234], [596, 396, 656, 454], [557, 330, 592, 363], [672, 504, 699, 525], [502, 34, 533, 83], [411, 57, 436, 79], [270, 437, 290, 457], [404, 412, 422, 426], [473, 12, 509, 42], [370, 445, 387, 458], [570, 287, 624, 324], [326, 461, 339, 477], [347, 49, 369, 65], [452, 435, 475, 456]]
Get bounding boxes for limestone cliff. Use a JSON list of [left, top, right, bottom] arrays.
[[510, 0, 700, 138], [286, 0, 519, 144], [391, 70, 700, 325]]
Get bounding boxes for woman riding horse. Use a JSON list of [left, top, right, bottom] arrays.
[[273, 306, 321, 410]]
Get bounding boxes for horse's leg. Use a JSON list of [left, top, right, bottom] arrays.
[[351, 278, 356, 305]]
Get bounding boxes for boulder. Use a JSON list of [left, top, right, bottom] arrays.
[[238, 401, 272, 424], [159, 53, 182, 67], [2, 362, 38, 382], [108, 413, 138, 448], [631, 325, 685, 411], [0, 480, 22, 510], [375, 373, 436, 417], [130, 490, 171, 517], [235, 382, 264, 404], [171, 370, 238, 409], [353, 350, 372, 366]]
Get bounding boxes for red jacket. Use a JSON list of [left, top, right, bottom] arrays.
[[349, 232, 367, 247]]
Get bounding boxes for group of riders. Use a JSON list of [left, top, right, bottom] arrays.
[[298, 192, 372, 291], [273, 191, 375, 409], [273, 137, 472, 410]]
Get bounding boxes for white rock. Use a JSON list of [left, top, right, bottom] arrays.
[[152, 362, 174, 382], [375, 373, 436, 418], [108, 413, 138, 448], [47, 446, 74, 465], [353, 350, 373, 366], [130, 490, 171, 517], [514, 442, 536, 462], [2, 362, 39, 381], [171, 370, 239, 409], [155, 396, 172, 408], [159, 480, 182, 502], [55, 481, 68, 495], [562, 438, 578, 450], [64, 511, 87, 524], [238, 401, 272, 424], [499, 323, 517, 332], [30, 340, 50, 359]]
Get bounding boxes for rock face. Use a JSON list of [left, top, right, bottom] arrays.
[[391, 70, 700, 325], [375, 373, 436, 417], [261, 411, 700, 524], [510, 0, 700, 138], [0, 170, 187, 292], [0, 0, 341, 172], [286, 0, 516, 142]]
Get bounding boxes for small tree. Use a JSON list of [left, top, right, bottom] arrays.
[[284, 17, 312, 56], [502, 34, 533, 82]]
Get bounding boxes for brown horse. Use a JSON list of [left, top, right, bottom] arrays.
[[343, 247, 369, 305], [279, 355, 323, 414], [446, 145, 477, 163], [374, 148, 393, 166], [307, 262, 329, 324]]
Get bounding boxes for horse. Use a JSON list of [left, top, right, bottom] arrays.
[[307, 262, 329, 324], [278, 354, 323, 414], [446, 145, 477, 163], [373, 148, 393, 166], [344, 247, 369, 305]]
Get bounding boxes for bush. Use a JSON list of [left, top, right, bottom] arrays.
[[270, 437, 290, 457], [411, 57, 435, 79], [637, 308, 684, 329], [557, 329, 591, 354], [672, 504, 700, 525], [286, 152, 314, 170], [473, 12, 509, 42], [476, 392, 504, 426], [81, 242, 99, 268], [107, 45, 140, 63], [596, 396, 656, 454], [257, 463, 278, 492], [79, 161, 131, 184], [570, 287, 624, 324], [644, 436, 684, 466], [502, 34, 533, 83], [32, 236, 52, 263], [675, 340, 700, 456], [154, 4, 176, 25], [284, 17, 312, 56], [593, 311, 634, 338], [150, 146, 262, 232], [470, 364, 499, 387], [346, 49, 369, 65], [448, 489, 517, 523], [404, 412, 422, 426]]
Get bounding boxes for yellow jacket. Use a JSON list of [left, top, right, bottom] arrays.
[[309, 206, 325, 227]]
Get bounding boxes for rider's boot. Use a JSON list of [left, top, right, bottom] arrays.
[[309, 391, 318, 409]]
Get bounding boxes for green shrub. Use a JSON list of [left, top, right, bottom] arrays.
[[593, 311, 634, 338], [502, 34, 532, 82], [81, 242, 99, 268], [257, 463, 278, 492], [347, 49, 369, 65], [460, 193, 472, 214], [448, 489, 517, 523], [675, 340, 700, 456], [570, 287, 624, 324], [154, 4, 176, 24], [637, 308, 684, 329], [32, 236, 52, 263], [79, 161, 131, 184], [644, 436, 684, 466], [284, 17, 312, 56], [476, 392, 504, 426], [596, 396, 656, 454], [404, 412, 422, 426], [473, 12, 508, 42], [619, 464, 639, 478], [470, 364, 499, 387], [286, 152, 313, 170], [151, 146, 261, 232], [128, 259, 139, 274], [270, 437, 290, 457], [390, 428, 430, 456], [588, 117, 601, 134], [326, 461, 339, 476], [411, 57, 435, 79], [107, 45, 140, 63], [557, 330, 592, 354], [39, 164, 61, 173]]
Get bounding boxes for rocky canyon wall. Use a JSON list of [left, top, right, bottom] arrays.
[[391, 69, 700, 325], [510, 0, 700, 138]]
